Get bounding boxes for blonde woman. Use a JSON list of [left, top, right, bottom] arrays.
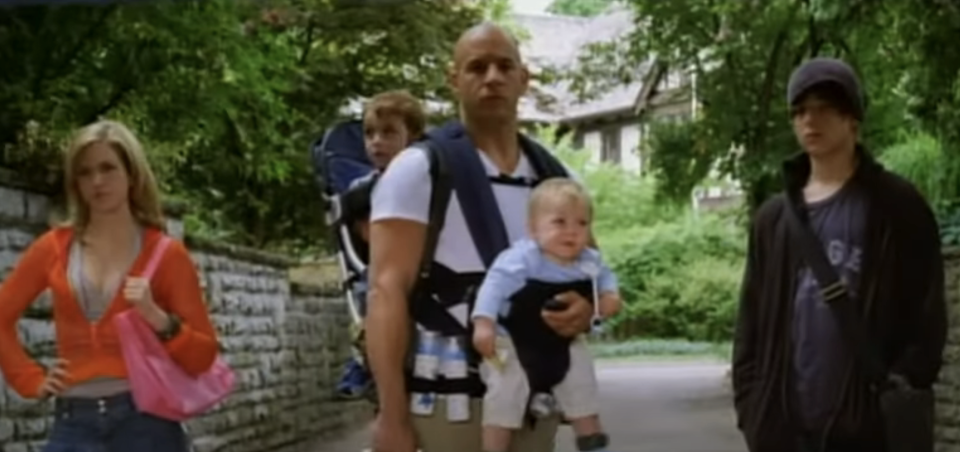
[[0, 120, 220, 451]]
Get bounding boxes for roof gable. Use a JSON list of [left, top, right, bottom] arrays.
[[514, 7, 652, 123]]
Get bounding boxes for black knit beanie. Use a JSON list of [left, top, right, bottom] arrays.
[[787, 57, 864, 120]]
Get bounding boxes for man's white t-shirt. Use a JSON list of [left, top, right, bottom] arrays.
[[370, 144, 578, 325]]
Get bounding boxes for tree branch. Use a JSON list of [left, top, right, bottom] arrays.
[[32, 6, 118, 101], [790, 34, 811, 67], [84, 37, 153, 123], [86, 84, 135, 124], [750, 0, 804, 152], [298, 18, 317, 67], [805, 0, 818, 58], [50, 6, 118, 83]]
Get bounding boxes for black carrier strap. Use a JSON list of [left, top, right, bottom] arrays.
[[500, 279, 594, 425], [407, 142, 464, 336], [416, 142, 451, 291], [518, 132, 569, 185]]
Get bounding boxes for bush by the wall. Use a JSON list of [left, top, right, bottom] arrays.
[[603, 214, 745, 342], [877, 131, 960, 246]]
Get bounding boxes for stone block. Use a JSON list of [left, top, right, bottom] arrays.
[[23, 192, 49, 224], [938, 254, 960, 452], [0, 185, 25, 219]]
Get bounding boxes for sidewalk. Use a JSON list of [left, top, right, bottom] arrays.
[[313, 360, 743, 452], [315, 421, 373, 452]]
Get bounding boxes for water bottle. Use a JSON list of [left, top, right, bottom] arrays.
[[446, 393, 471, 422], [410, 392, 436, 416], [440, 336, 471, 422], [440, 336, 468, 379], [413, 331, 441, 380]]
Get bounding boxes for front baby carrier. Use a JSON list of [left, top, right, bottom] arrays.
[[404, 120, 575, 425]]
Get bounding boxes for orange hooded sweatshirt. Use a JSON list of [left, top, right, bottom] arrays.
[[0, 227, 219, 398]]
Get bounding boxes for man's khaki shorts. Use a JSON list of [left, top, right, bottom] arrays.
[[412, 398, 559, 452]]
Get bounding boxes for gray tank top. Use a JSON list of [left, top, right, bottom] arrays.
[[60, 228, 143, 398]]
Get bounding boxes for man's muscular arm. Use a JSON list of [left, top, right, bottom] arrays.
[[366, 220, 425, 421], [365, 148, 433, 423]]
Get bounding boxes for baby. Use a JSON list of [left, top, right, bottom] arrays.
[[471, 178, 622, 452]]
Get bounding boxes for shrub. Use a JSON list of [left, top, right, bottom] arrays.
[[604, 214, 745, 342], [878, 131, 960, 246], [878, 131, 957, 204]]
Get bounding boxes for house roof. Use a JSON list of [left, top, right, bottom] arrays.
[[514, 7, 652, 124], [339, 7, 651, 125]]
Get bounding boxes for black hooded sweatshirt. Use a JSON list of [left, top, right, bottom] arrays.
[[732, 148, 947, 451]]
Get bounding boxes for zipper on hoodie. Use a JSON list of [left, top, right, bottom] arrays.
[[91, 321, 100, 351]]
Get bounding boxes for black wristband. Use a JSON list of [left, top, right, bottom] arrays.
[[157, 314, 182, 342]]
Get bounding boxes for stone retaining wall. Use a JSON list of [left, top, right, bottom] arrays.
[[0, 174, 370, 452], [936, 249, 960, 452]]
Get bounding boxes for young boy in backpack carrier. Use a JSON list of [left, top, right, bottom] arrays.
[[336, 90, 426, 400], [471, 178, 622, 452], [345, 90, 428, 248]]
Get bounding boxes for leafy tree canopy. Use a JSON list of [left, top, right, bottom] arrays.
[[1, 0, 484, 254], [564, 0, 960, 211]]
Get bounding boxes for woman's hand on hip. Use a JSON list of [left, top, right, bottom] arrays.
[[37, 358, 70, 399]]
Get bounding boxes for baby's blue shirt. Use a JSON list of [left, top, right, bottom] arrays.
[[470, 238, 619, 331]]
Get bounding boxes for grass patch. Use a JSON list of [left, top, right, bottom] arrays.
[[588, 338, 732, 361]]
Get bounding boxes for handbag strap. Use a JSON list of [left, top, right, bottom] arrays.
[[143, 236, 172, 280], [782, 195, 890, 388]]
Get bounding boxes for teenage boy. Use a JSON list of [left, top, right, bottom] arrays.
[[732, 57, 946, 452]]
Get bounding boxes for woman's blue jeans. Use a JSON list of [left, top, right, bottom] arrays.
[[42, 392, 190, 452]]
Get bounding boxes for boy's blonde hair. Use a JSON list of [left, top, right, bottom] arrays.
[[528, 177, 593, 220], [362, 90, 427, 139], [63, 120, 166, 234]]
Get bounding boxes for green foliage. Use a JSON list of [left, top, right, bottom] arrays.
[[878, 131, 958, 204], [563, 0, 960, 212], [0, 0, 484, 254], [547, 0, 618, 17], [646, 120, 714, 204], [890, 2, 960, 153], [479, 0, 530, 41], [877, 131, 960, 247], [605, 216, 745, 342]]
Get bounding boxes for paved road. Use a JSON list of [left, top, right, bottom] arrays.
[[322, 360, 747, 452]]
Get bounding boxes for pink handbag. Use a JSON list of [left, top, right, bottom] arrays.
[[114, 236, 236, 421]]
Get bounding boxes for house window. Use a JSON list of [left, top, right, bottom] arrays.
[[601, 127, 621, 164], [657, 69, 685, 91], [572, 131, 585, 149]]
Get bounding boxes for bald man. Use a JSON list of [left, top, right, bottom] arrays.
[[364, 23, 596, 452]]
